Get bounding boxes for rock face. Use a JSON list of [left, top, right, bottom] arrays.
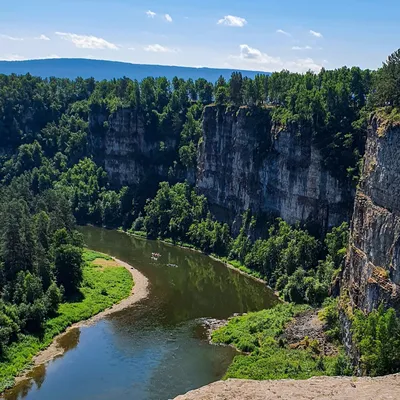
[[90, 105, 354, 233], [342, 116, 400, 312], [89, 107, 178, 187], [197, 106, 354, 233]]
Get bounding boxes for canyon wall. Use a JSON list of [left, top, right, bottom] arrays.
[[197, 106, 354, 233], [89, 105, 354, 233], [88, 107, 179, 187], [342, 115, 400, 313]]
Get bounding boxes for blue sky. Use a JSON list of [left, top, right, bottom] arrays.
[[0, 0, 398, 72]]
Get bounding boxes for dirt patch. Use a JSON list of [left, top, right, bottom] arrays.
[[91, 258, 120, 270], [282, 309, 337, 356], [14, 257, 149, 384], [174, 374, 400, 400]]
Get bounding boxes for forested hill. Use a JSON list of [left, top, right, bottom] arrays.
[[1, 48, 400, 386], [0, 58, 267, 81]]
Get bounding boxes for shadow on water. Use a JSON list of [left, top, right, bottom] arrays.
[[4, 226, 279, 400]]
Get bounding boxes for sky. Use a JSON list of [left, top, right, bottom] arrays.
[[0, 0, 399, 73]]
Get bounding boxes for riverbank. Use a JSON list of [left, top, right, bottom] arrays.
[[174, 374, 400, 399], [29, 257, 149, 369], [211, 304, 344, 380], [0, 250, 148, 394]]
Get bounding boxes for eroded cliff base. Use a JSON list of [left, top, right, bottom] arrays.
[[174, 374, 400, 400]]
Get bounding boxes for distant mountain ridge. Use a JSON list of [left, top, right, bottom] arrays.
[[0, 58, 268, 81]]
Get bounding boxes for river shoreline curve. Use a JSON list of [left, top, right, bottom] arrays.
[[12, 256, 149, 387], [125, 230, 280, 295]]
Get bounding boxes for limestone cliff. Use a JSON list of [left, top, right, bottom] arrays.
[[88, 107, 179, 187], [90, 105, 354, 233], [342, 115, 400, 312], [197, 106, 354, 233]]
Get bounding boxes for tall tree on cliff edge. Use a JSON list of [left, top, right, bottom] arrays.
[[374, 48, 400, 107]]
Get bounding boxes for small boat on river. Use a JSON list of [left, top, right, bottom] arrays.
[[151, 252, 161, 260]]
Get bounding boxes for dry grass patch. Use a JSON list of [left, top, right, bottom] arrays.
[[92, 258, 120, 270]]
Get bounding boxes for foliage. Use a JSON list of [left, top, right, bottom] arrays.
[[373, 49, 400, 108], [319, 298, 341, 342], [0, 250, 133, 393], [352, 305, 400, 376], [212, 304, 346, 380], [0, 179, 84, 358], [54, 244, 83, 295], [144, 182, 207, 240]]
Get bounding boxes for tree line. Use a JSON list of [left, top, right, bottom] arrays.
[[0, 175, 84, 356], [0, 60, 385, 186]]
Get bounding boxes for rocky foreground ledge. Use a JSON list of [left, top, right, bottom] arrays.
[[174, 374, 400, 400]]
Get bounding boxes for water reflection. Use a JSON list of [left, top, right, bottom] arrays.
[[5, 329, 80, 400], [4, 227, 278, 400]]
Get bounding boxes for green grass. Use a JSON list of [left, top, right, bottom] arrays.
[[82, 249, 112, 262], [212, 304, 343, 380], [225, 347, 338, 380], [0, 249, 133, 393], [222, 258, 266, 281], [129, 230, 147, 238]]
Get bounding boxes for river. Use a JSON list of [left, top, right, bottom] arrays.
[[5, 226, 278, 400]]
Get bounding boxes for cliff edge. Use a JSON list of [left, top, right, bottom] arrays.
[[174, 374, 400, 400]]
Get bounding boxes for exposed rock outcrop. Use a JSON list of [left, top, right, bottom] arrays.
[[89, 107, 179, 187], [174, 374, 400, 400], [89, 105, 354, 233], [197, 106, 354, 233], [342, 115, 400, 313]]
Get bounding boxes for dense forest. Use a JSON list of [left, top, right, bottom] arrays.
[[1, 48, 400, 381]]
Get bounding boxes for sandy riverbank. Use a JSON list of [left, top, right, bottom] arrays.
[[174, 374, 400, 400], [16, 257, 149, 382]]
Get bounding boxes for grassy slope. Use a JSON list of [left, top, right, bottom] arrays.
[[0, 250, 133, 393], [212, 304, 340, 380]]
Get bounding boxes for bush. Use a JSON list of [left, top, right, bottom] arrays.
[[352, 306, 400, 376], [212, 304, 343, 380]]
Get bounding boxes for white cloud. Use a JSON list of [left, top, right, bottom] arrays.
[[310, 30, 323, 38], [229, 44, 322, 73], [164, 14, 173, 22], [292, 45, 312, 50], [146, 10, 156, 18], [0, 54, 62, 61], [285, 58, 323, 72], [217, 15, 247, 27], [36, 34, 50, 41], [0, 33, 51, 41], [0, 34, 24, 41], [238, 44, 282, 65], [276, 29, 291, 37], [55, 32, 118, 50], [39, 54, 61, 59], [128, 47, 135, 51], [144, 44, 178, 53], [0, 54, 26, 61]]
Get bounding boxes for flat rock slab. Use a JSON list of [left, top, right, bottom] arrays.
[[174, 374, 400, 400]]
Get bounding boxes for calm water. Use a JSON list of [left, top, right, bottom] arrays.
[[5, 226, 278, 400]]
